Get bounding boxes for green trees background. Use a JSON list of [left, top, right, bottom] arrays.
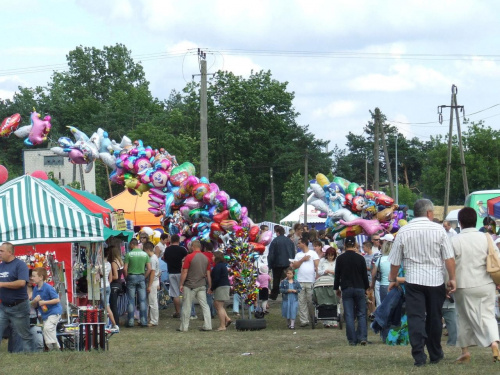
[[1, 44, 499, 220]]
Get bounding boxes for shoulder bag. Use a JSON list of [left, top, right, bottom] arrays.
[[485, 234, 500, 285]]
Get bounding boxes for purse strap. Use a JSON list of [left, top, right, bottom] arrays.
[[485, 233, 496, 256]]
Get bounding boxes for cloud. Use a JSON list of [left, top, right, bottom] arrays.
[[313, 100, 358, 119], [110, 0, 133, 19], [0, 89, 15, 101], [347, 63, 453, 92]]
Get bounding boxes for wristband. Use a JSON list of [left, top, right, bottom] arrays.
[[388, 279, 397, 283]]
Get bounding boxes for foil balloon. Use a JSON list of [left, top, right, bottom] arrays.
[[229, 202, 242, 221], [184, 196, 203, 210], [192, 183, 210, 201], [258, 230, 272, 246], [213, 210, 230, 223], [220, 219, 238, 232], [24, 112, 52, 146], [315, 173, 330, 188], [210, 222, 223, 240], [170, 162, 196, 186], [248, 226, 260, 242], [0, 114, 21, 137], [214, 191, 230, 211], [248, 242, 266, 254]]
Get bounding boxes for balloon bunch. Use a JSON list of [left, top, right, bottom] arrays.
[[137, 226, 163, 246], [14, 110, 52, 146], [308, 173, 408, 238], [223, 233, 260, 306]]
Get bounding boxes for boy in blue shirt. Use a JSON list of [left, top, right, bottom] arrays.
[[31, 267, 62, 351]]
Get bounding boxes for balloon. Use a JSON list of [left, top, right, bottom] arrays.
[[365, 190, 394, 207], [220, 220, 238, 232], [229, 202, 242, 221], [0, 114, 21, 137], [347, 182, 359, 196], [141, 227, 154, 236], [170, 162, 196, 186], [152, 231, 161, 245], [339, 218, 384, 236], [213, 210, 230, 223], [210, 222, 223, 240], [214, 191, 230, 211], [31, 170, 48, 180], [248, 226, 260, 242], [179, 206, 191, 221], [241, 206, 248, 218], [22, 112, 52, 146], [258, 230, 272, 246], [315, 173, 330, 187], [350, 196, 366, 213], [192, 183, 210, 201], [248, 242, 266, 254], [0, 165, 7, 184], [184, 196, 203, 210], [333, 176, 351, 191]]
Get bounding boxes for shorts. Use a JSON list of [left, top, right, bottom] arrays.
[[214, 286, 230, 301], [259, 287, 269, 301], [169, 273, 181, 298]]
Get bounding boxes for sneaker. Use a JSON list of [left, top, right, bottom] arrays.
[[190, 315, 198, 320], [109, 325, 120, 333], [172, 312, 180, 318]]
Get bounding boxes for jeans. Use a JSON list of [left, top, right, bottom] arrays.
[[0, 301, 33, 352], [126, 275, 147, 326], [442, 307, 457, 346], [180, 285, 212, 331], [379, 284, 389, 304], [206, 292, 216, 317], [342, 287, 367, 344], [110, 282, 122, 326]]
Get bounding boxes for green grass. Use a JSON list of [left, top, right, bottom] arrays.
[[1, 300, 498, 375]]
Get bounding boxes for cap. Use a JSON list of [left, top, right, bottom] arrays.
[[322, 245, 329, 253], [259, 265, 269, 274], [380, 233, 395, 242]]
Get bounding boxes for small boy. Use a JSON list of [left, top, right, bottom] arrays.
[[31, 267, 63, 351]]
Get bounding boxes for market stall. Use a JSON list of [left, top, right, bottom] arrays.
[[0, 175, 110, 350], [106, 190, 162, 228]]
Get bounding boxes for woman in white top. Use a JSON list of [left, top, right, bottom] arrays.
[[317, 247, 338, 328], [451, 207, 499, 363]]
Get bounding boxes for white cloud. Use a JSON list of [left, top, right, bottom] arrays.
[[348, 63, 453, 92], [313, 100, 358, 119], [110, 0, 133, 19], [0, 89, 15, 101]]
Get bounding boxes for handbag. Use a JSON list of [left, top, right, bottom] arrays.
[[485, 234, 500, 285], [375, 256, 382, 282]]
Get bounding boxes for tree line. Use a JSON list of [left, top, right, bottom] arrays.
[[1, 44, 499, 221]]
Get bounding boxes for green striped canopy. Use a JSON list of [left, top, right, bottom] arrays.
[[0, 175, 104, 245]]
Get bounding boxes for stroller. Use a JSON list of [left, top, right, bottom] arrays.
[[312, 275, 343, 329]]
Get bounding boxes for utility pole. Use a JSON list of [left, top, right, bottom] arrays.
[[373, 110, 380, 191], [199, 49, 209, 179], [303, 149, 308, 226], [270, 167, 276, 223], [379, 113, 395, 198], [439, 84, 468, 219]]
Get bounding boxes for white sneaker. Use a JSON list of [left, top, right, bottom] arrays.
[[190, 315, 198, 320], [110, 325, 120, 333]]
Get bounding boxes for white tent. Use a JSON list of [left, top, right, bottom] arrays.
[[280, 202, 326, 225]]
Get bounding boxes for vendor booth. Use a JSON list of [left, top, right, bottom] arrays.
[[0, 175, 122, 351], [280, 198, 326, 230]]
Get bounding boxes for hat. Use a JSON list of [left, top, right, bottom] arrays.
[[380, 233, 395, 242], [478, 200, 484, 204], [259, 265, 269, 274], [322, 245, 329, 253]]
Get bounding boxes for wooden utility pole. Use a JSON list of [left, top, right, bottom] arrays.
[[373, 110, 380, 191], [270, 167, 276, 223], [439, 84, 469, 219], [379, 116, 395, 198], [303, 150, 308, 226], [199, 51, 209, 179]]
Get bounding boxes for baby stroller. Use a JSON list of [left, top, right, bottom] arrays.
[[312, 275, 343, 329]]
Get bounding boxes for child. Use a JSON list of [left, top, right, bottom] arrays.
[[279, 267, 302, 329], [256, 265, 272, 313], [31, 267, 63, 351]]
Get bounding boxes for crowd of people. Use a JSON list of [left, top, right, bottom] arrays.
[[0, 198, 499, 367]]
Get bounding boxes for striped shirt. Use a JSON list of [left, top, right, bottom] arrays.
[[388, 217, 454, 286]]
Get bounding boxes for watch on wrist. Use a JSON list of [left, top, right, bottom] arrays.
[[388, 279, 397, 283]]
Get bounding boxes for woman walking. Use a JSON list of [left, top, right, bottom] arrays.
[[211, 252, 232, 331], [451, 207, 500, 363]]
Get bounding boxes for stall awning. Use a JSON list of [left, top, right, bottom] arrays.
[[0, 175, 104, 245]]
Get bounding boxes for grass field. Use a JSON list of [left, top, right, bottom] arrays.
[[1, 299, 498, 375]]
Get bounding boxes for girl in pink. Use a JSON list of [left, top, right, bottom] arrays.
[[257, 265, 272, 313]]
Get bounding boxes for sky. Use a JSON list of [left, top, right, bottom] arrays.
[[2, 0, 500, 152]]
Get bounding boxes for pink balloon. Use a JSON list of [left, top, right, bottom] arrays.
[[31, 170, 48, 180], [0, 165, 7, 184], [258, 230, 273, 246]]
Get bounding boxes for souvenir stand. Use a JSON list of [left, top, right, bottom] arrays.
[[0, 175, 112, 351]]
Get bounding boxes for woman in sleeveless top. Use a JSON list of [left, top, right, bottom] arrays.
[[109, 245, 125, 328]]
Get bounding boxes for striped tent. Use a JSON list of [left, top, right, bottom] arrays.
[[0, 175, 104, 245]]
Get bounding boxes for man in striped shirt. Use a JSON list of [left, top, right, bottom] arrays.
[[388, 199, 456, 367]]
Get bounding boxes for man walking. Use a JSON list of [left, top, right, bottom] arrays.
[[124, 238, 151, 327], [0, 242, 32, 352], [163, 234, 188, 318], [268, 225, 295, 300], [292, 237, 319, 327], [388, 199, 456, 367], [178, 240, 212, 332], [443, 221, 457, 239]]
